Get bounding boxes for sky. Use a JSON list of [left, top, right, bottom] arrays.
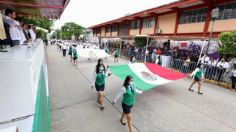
[[53, 0, 178, 29]]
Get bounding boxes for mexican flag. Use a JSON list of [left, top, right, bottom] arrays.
[[109, 63, 186, 91]]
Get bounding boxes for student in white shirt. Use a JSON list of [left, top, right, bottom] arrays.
[[205, 57, 216, 79], [62, 44, 67, 57], [230, 64, 236, 91], [200, 54, 210, 65], [129, 56, 135, 64], [216, 58, 229, 82], [112, 75, 143, 132], [28, 25, 36, 42]]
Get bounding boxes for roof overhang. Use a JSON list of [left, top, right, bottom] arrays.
[[0, 0, 70, 19], [89, 0, 214, 29]]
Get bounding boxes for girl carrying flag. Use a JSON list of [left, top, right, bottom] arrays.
[[113, 49, 120, 63], [91, 59, 111, 111], [112, 75, 143, 132], [188, 64, 204, 94], [129, 56, 135, 64]]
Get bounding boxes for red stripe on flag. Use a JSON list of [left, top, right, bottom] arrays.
[[145, 63, 186, 80]]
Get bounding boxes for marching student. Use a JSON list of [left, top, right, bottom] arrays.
[[129, 56, 135, 64], [188, 64, 204, 95], [112, 75, 143, 132], [113, 49, 120, 63], [104, 46, 109, 54], [62, 43, 67, 57], [72, 46, 78, 66], [68, 44, 73, 62], [91, 59, 111, 111]]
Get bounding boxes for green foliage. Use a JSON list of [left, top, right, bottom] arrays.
[[52, 22, 85, 40], [23, 18, 53, 31], [218, 32, 236, 57], [134, 37, 151, 46], [36, 29, 46, 39]]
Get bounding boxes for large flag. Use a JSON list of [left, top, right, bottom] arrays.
[[109, 63, 186, 91], [77, 49, 110, 58]]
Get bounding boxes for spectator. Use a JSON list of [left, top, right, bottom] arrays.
[[200, 54, 210, 66], [0, 10, 12, 50], [205, 58, 216, 79], [182, 56, 191, 74], [4, 9, 21, 47], [230, 63, 236, 91], [156, 47, 162, 55], [15, 18, 26, 45], [216, 58, 229, 82], [28, 24, 36, 42]]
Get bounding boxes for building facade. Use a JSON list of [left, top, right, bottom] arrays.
[[90, 0, 236, 39]]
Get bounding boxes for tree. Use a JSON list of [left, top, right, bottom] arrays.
[[218, 32, 236, 57], [61, 22, 85, 40], [134, 37, 151, 47], [35, 29, 46, 39], [23, 18, 53, 32]]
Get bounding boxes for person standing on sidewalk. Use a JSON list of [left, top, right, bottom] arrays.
[[112, 75, 143, 132], [230, 63, 236, 91], [91, 59, 111, 111], [188, 64, 204, 95]]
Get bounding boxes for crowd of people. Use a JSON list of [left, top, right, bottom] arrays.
[[0, 9, 37, 50]]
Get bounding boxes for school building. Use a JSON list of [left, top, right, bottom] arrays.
[[89, 0, 236, 39]]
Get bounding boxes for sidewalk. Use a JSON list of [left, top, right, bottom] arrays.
[[47, 45, 236, 132]]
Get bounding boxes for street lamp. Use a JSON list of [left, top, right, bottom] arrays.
[[206, 7, 220, 55]]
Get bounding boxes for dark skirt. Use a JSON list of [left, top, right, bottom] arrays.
[[122, 103, 133, 114], [194, 76, 201, 82], [95, 83, 105, 91]]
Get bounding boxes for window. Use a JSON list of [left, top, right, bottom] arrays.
[[130, 20, 140, 29], [111, 25, 118, 32], [105, 28, 110, 33], [143, 17, 155, 28], [216, 2, 236, 20], [179, 8, 208, 24]]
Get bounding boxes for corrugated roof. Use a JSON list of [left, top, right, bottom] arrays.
[[0, 0, 70, 19]]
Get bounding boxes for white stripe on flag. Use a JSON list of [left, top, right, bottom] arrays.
[[128, 63, 171, 85]]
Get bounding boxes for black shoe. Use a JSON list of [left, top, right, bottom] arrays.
[[198, 92, 203, 95], [188, 89, 194, 92], [120, 119, 126, 125], [100, 107, 105, 111]]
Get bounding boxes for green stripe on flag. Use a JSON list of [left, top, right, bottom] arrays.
[[109, 65, 155, 91], [33, 66, 50, 132]]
